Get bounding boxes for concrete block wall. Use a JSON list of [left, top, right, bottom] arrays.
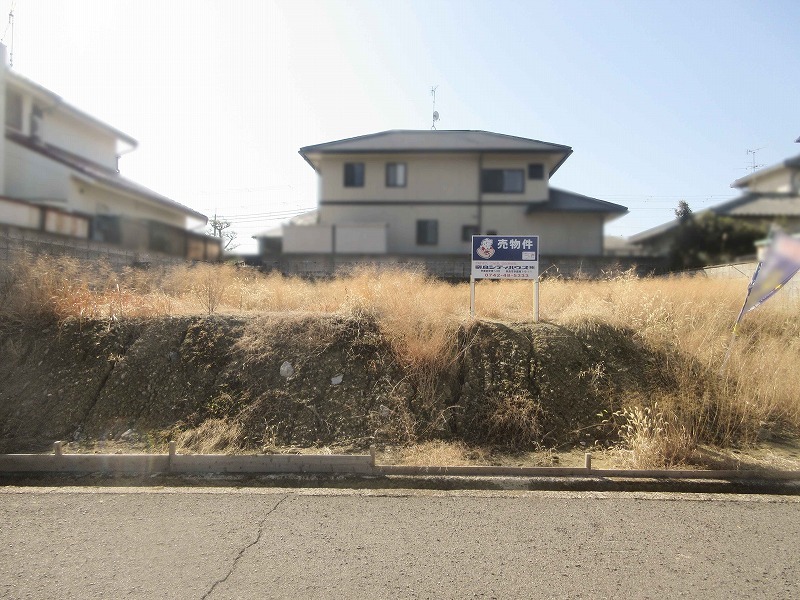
[[261, 253, 667, 281], [0, 224, 189, 285]]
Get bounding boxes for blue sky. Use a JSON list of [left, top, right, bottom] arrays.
[[4, 0, 799, 253]]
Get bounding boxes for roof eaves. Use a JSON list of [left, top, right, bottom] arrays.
[[299, 129, 573, 155], [549, 148, 573, 177], [298, 149, 320, 173]]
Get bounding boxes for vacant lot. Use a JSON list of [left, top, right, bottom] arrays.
[[1, 258, 798, 468]]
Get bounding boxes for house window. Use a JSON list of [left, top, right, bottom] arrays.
[[30, 104, 43, 140], [344, 162, 365, 187], [386, 162, 406, 187], [92, 215, 121, 244], [5, 90, 22, 131], [528, 164, 544, 180], [481, 169, 524, 193], [462, 225, 479, 241], [416, 219, 438, 245]]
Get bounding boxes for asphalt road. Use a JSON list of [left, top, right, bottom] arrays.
[[1, 487, 798, 599]]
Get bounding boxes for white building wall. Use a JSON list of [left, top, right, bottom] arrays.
[[746, 169, 792, 194], [39, 109, 119, 170], [5, 140, 71, 202], [73, 181, 186, 227], [0, 198, 39, 228], [4, 139, 186, 227]]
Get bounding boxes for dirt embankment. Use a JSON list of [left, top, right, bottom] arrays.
[[0, 315, 681, 453]]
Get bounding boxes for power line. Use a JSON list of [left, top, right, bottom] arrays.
[[208, 207, 316, 219]]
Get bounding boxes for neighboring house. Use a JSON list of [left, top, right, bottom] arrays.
[[630, 152, 800, 257], [0, 45, 219, 261], [261, 130, 626, 262]]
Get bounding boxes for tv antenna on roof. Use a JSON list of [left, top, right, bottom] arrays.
[[2, 0, 15, 67], [430, 85, 440, 130], [746, 147, 765, 173]]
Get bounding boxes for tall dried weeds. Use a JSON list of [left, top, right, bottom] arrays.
[[3, 256, 799, 462]]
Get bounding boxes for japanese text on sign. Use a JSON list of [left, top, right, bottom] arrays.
[[471, 235, 539, 280]]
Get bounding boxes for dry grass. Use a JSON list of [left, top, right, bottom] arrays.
[[3, 257, 800, 466], [387, 440, 490, 466], [175, 418, 244, 454]]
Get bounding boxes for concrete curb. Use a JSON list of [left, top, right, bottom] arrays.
[[1, 443, 799, 489], [0, 442, 374, 475]]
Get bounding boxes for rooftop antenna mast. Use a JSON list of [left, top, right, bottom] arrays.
[[430, 85, 440, 130], [2, 1, 15, 67], [746, 147, 765, 173]]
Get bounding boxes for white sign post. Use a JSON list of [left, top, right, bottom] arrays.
[[470, 235, 540, 322]]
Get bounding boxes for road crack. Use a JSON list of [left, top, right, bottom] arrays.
[[200, 493, 290, 599]]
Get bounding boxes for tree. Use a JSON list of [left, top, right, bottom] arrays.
[[207, 215, 238, 251], [668, 201, 768, 271], [675, 200, 692, 222]]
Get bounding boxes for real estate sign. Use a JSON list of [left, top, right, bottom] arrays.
[[471, 235, 539, 280]]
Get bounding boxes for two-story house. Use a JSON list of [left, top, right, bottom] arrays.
[[273, 130, 626, 264], [0, 44, 219, 261]]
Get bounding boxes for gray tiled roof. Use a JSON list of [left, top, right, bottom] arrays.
[[301, 130, 572, 154], [300, 130, 573, 176], [526, 188, 628, 218], [630, 192, 800, 244], [715, 193, 800, 217]]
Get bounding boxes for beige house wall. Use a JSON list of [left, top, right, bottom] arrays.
[[283, 224, 333, 253], [317, 151, 562, 203], [319, 203, 476, 254], [297, 146, 608, 258], [43, 209, 90, 238], [318, 153, 479, 201], [522, 212, 604, 256], [481, 153, 554, 203], [335, 223, 388, 254], [317, 203, 599, 255]]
